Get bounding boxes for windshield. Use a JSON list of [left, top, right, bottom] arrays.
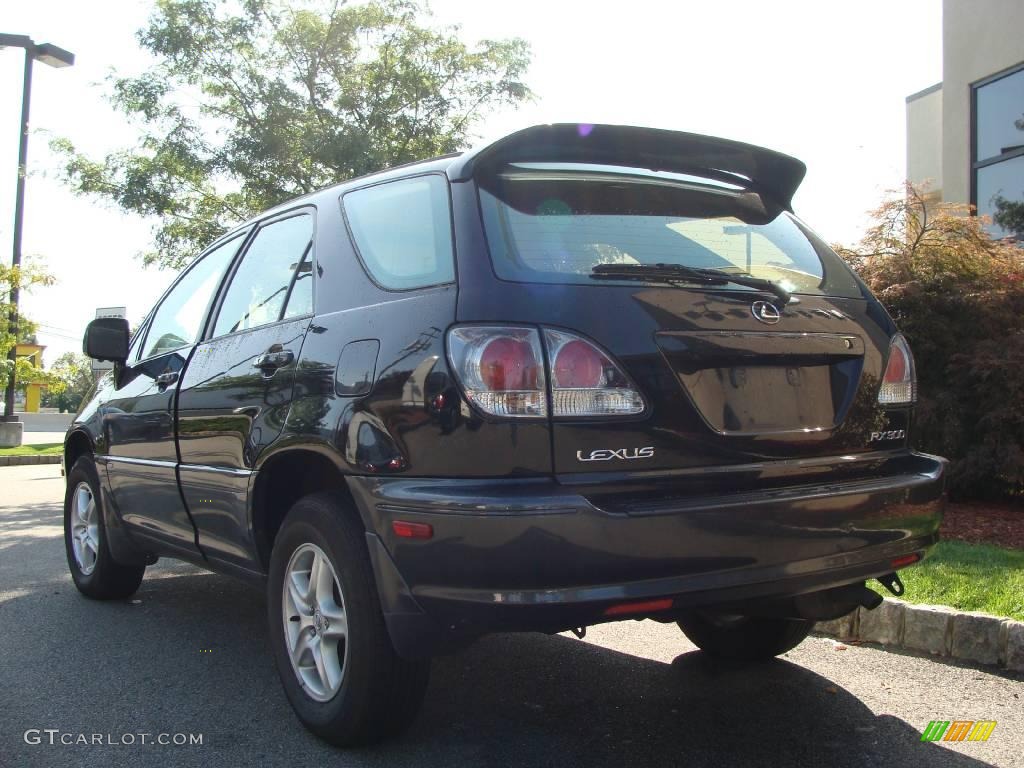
[[478, 164, 863, 298]]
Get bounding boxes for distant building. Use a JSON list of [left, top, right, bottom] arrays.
[[906, 0, 1024, 237], [14, 342, 46, 413]]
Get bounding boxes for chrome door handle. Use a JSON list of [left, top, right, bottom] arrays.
[[155, 371, 179, 389], [253, 349, 294, 372]]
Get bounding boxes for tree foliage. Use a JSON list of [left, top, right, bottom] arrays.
[[837, 185, 1024, 499], [52, 0, 532, 269], [41, 353, 95, 413], [993, 195, 1024, 239], [0, 262, 64, 396]]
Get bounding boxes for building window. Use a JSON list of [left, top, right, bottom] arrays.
[[972, 61, 1024, 240]]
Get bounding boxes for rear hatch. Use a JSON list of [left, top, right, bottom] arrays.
[[451, 125, 908, 478]]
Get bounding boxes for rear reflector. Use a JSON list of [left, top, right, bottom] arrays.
[[603, 598, 674, 617], [891, 553, 920, 569], [392, 521, 434, 539]]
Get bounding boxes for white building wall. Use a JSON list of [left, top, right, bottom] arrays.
[[906, 84, 943, 198], [941, 0, 1024, 205]]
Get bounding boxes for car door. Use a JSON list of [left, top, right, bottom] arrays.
[[176, 209, 315, 569], [102, 232, 246, 553]]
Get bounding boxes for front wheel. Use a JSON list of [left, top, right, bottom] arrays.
[[63, 456, 145, 599], [677, 611, 813, 661], [267, 492, 430, 746]]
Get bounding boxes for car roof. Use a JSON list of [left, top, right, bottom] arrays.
[[223, 123, 806, 238]]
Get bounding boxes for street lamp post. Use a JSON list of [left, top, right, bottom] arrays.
[[0, 34, 74, 446]]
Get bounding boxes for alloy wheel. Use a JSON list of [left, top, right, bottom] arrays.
[[70, 481, 99, 576], [281, 543, 349, 702]]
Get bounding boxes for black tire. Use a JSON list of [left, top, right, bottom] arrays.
[[267, 492, 430, 747], [677, 611, 813, 662], [64, 456, 145, 600]]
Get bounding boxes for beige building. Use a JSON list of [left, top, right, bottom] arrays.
[[906, 0, 1024, 236]]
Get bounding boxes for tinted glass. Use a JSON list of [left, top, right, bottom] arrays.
[[213, 214, 313, 337], [975, 67, 1024, 162], [977, 155, 1024, 238], [141, 235, 242, 359], [479, 165, 861, 298], [343, 175, 454, 290]]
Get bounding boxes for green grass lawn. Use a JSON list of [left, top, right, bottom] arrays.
[[0, 442, 62, 457], [878, 540, 1024, 621]]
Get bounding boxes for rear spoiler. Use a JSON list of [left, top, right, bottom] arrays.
[[446, 123, 807, 211]]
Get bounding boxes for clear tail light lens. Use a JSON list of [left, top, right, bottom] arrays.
[[446, 326, 547, 417], [878, 334, 917, 405], [544, 329, 645, 417], [447, 325, 645, 419]]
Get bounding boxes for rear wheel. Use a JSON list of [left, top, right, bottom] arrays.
[[677, 611, 813, 661], [267, 492, 430, 746], [63, 456, 145, 599]]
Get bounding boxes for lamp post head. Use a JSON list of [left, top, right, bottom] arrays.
[[0, 34, 75, 68]]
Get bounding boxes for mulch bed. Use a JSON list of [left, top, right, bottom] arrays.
[[940, 501, 1024, 549]]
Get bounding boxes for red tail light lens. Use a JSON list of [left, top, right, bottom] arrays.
[[479, 336, 538, 391], [878, 334, 917, 405], [553, 340, 605, 388]]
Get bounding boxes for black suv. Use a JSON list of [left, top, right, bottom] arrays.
[[66, 124, 946, 746]]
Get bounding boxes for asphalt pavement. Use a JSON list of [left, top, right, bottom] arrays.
[[1, 464, 1021, 768]]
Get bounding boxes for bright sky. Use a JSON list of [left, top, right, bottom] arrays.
[[0, 0, 943, 364]]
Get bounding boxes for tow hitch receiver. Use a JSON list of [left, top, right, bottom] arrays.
[[877, 572, 905, 597]]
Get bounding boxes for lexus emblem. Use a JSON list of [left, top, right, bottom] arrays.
[[751, 301, 781, 325]]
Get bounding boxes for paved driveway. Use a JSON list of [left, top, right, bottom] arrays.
[[1, 464, 1021, 768]]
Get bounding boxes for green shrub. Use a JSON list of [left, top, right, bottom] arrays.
[[838, 186, 1024, 500]]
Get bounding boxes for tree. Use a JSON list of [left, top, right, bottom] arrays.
[[52, 0, 532, 269], [0, 260, 64, 407], [993, 195, 1024, 239], [43, 353, 96, 413], [988, 113, 1024, 238], [836, 184, 1024, 499]]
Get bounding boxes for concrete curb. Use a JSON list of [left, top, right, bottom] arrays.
[[816, 598, 1024, 673], [0, 454, 61, 467]]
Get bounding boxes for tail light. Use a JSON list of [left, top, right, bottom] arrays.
[[447, 325, 646, 419], [878, 334, 917, 405], [446, 327, 547, 417], [544, 329, 645, 417]]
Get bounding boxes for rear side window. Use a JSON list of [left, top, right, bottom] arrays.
[[212, 213, 314, 337], [478, 164, 861, 298], [343, 175, 454, 290], [140, 233, 244, 359]]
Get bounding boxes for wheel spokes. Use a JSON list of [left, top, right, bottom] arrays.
[[70, 482, 99, 575], [287, 570, 311, 612], [281, 543, 348, 701]]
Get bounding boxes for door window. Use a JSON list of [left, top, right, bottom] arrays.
[[212, 213, 314, 338], [140, 233, 244, 360]]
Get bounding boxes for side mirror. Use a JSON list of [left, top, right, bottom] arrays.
[[83, 317, 130, 364]]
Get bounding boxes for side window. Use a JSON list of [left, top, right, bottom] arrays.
[[212, 213, 314, 338], [343, 175, 454, 290], [140, 234, 243, 360]]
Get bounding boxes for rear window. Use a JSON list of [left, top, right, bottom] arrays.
[[478, 164, 862, 298]]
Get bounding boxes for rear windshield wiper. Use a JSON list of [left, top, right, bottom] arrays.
[[591, 263, 792, 305]]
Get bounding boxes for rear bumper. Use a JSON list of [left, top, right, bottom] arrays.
[[347, 451, 946, 658]]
